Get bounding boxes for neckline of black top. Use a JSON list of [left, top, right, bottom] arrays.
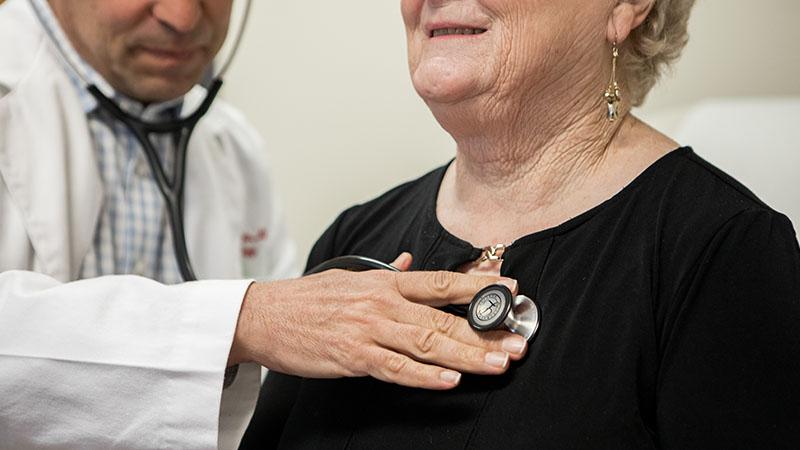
[[427, 146, 693, 255]]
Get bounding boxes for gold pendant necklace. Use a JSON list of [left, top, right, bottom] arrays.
[[478, 243, 508, 262]]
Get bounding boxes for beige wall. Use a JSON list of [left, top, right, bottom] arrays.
[[223, 0, 800, 261]]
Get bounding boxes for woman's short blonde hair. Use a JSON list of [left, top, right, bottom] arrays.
[[622, 0, 696, 106]]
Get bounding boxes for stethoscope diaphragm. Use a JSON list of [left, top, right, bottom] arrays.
[[467, 284, 540, 341], [468, 284, 513, 331]]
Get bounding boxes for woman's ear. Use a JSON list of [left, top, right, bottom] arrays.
[[607, 0, 655, 43]]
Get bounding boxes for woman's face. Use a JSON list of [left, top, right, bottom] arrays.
[[401, 0, 610, 112]]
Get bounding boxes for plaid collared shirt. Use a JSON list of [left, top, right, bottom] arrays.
[[32, 0, 183, 284]]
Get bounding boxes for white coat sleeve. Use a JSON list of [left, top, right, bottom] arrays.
[[0, 271, 256, 450]]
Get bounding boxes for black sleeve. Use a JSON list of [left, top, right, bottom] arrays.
[[657, 210, 800, 449], [239, 212, 349, 449], [304, 209, 348, 272]]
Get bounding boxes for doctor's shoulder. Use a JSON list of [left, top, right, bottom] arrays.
[[188, 89, 279, 203], [191, 91, 271, 167], [187, 89, 298, 277]]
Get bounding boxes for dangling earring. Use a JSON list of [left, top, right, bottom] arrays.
[[603, 41, 621, 122]]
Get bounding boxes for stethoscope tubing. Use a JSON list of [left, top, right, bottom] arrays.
[[304, 255, 399, 276], [86, 80, 224, 281]]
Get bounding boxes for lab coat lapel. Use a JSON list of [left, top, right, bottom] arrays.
[[182, 95, 244, 280], [0, 40, 102, 282]]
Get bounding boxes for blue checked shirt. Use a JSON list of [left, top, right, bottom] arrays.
[[32, 0, 183, 284]]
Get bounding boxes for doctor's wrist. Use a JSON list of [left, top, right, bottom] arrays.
[[227, 281, 260, 367]]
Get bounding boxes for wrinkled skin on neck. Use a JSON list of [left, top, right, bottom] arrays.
[[401, 0, 675, 247]]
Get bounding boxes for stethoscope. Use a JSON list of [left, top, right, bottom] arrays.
[[31, 1, 540, 341], [28, 0, 253, 282], [306, 256, 540, 341]]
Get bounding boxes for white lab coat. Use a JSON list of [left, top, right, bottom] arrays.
[[0, 0, 298, 448]]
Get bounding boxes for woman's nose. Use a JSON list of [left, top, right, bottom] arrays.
[[152, 0, 203, 34]]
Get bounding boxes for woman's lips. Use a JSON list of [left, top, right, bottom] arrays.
[[430, 27, 488, 38], [426, 22, 490, 39]]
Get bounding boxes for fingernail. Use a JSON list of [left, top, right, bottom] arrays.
[[497, 278, 518, 293], [485, 351, 510, 369], [502, 336, 527, 355], [440, 370, 461, 385]]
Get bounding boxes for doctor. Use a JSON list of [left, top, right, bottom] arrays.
[[0, 0, 529, 448]]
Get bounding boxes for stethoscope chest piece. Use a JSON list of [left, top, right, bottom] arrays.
[[467, 284, 540, 341]]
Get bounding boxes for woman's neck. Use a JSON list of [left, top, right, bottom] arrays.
[[436, 92, 677, 247], [454, 92, 617, 204]]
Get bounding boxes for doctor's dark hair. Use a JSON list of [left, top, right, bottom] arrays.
[[622, 0, 696, 106]]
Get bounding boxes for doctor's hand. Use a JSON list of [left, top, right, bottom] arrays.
[[228, 262, 528, 390]]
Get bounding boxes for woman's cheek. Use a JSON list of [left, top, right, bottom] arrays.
[[400, 0, 423, 29]]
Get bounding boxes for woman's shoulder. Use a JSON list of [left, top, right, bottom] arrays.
[[340, 163, 449, 226], [636, 147, 789, 232], [635, 145, 797, 254], [636, 147, 798, 312], [669, 148, 766, 204]]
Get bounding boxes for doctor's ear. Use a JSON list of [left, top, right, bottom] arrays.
[[607, 0, 655, 43]]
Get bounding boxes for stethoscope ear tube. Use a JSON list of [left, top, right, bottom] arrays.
[[305, 256, 540, 341], [84, 80, 225, 283]]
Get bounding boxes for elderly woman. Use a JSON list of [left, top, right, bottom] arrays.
[[242, 0, 800, 448]]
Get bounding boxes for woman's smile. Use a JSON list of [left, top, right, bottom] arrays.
[[427, 24, 489, 39]]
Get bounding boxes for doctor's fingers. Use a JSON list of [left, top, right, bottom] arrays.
[[392, 271, 518, 307], [390, 301, 528, 360], [371, 320, 513, 375], [361, 347, 463, 390]]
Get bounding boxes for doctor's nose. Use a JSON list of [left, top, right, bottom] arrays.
[[152, 0, 204, 34]]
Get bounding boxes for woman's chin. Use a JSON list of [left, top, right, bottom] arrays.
[[412, 58, 482, 105]]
